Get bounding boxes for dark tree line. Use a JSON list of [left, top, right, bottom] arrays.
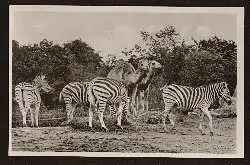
[[12, 25, 237, 110]]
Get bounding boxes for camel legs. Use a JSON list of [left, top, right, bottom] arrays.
[[129, 85, 138, 116], [144, 87, 149, 112], [122, 85, 137, 125]]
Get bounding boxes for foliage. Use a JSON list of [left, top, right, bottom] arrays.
[[12, 39, 108, 108], [123, 25, 237, 92]]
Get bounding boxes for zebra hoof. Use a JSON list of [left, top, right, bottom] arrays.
[[210, 132, 214, 136]]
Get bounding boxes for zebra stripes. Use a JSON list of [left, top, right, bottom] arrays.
[[14, 75, 53, 127], [160, 82, 232, 136], [87, 77, 130, 131], [59, 82, 91, 123]]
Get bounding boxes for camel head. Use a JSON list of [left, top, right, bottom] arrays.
[[138, 59, 150, 71], [149, 60, 162, 70]]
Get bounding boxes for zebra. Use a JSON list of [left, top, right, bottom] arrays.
[[59, 82, 91, 123], [59, 81, 117, 124], [87, 77, 130, 131], [14, 75, 53, 127], [160, 82, 232, 136]]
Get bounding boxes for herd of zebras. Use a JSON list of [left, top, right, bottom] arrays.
[[14, 59, 232, 136]]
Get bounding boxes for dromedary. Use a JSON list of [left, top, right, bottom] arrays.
[[107, 59, 150, 121], [136, 60, 162, 114]]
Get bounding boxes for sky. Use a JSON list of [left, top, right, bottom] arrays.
[[11, 11, 237, 61]]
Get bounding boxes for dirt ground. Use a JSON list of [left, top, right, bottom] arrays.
[[11, 116, 236, 153]]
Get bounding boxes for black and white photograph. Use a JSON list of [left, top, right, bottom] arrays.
[[9, 6, 244, 157]]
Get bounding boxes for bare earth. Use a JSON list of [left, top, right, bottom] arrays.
[[11, 117, 236, 153]]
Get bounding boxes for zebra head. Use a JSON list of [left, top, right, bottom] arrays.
[[219, 82, 232, 105], [33, 75, 53, 93]]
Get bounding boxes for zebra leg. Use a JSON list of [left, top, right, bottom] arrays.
[[98, 102, 108, 131], [162, 102, 174, 129], [116, 102, 124, 129], [121, 97, 130, 125], [168, 113, 176, 129], [198, 112, 205, 135], [88, 104, 94, 128], [65, 103, 71, 123], [201, 107, 214, 136], [109, 105, 116, 118], [66, 103, 75, 124], [29, 107, 35, 127], [34, 104, 40, 127], [20, 108, 27, 127], [69, 104, 76, 123]]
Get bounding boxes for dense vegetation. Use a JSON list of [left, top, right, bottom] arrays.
[[12, 25, 237, 112]]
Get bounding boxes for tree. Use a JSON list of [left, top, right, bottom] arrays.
[[197, 36, 237, 95]]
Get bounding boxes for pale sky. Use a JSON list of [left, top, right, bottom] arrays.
[[11, 11, 236, 61]]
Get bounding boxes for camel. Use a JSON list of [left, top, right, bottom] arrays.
[[107, 59, 150, 121], [136, 60, 162, 114]]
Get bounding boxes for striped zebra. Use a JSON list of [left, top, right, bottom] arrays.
[[59, 82, 91, 123], [160, 82, 232, 136], [14, 75, 53, 127], [87, 77, 130, 131], [59, 81, 116, 124]]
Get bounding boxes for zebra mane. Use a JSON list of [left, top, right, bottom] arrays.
[[17, 82, 37, 90], [198, 82, 225, 89]]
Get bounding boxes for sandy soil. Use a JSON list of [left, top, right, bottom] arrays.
[[11, 117, 236, 153]]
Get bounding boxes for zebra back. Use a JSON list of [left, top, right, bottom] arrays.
[[14, 75, 52, 109], [161, 82, 231, 109], [87, 77, 128, 107], [59, 82, 90, 104], [14, 82, 41, 109]]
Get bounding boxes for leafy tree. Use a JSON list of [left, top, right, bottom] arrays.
[[122, 26, 237, 107], [12, 38, 105, 109], [197, 36, 237, 95]]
